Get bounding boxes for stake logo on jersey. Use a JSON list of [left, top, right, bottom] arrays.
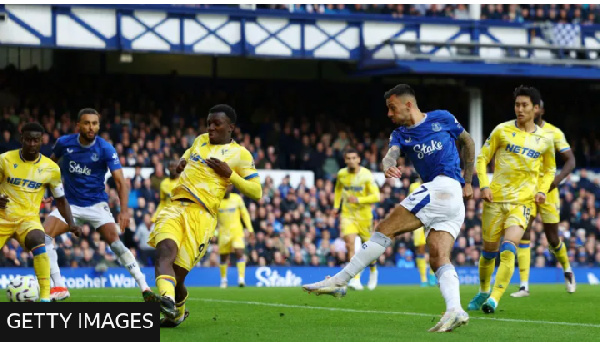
[[389, 110, 465, 184], [53, 134, 122, 207]]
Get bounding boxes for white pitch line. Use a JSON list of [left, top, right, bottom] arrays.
[[86, 295, 600, 329]]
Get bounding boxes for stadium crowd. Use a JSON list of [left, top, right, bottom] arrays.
[[1, 98, 600, 271]]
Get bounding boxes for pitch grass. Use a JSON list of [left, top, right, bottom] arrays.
[[4, 285, 599, 341]]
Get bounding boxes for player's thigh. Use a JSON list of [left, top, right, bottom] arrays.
[[356, 219, 372, 243], [413, 227, 426, 248], [426, 229, 454, 261], [341, 218, 359, 238], [538, 201, 560, 224], [481, 202, 507, 244], [15, 220, 45, 251], [0, 219, 17, 249], [218, 236, 232, 255], [378, 204, 422, 237], [44, 209, 70, 238], [149, 203, 186, 251], [173, 204, 217, 271], [231, 234, 245, 250]]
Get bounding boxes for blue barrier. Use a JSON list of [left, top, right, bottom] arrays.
[[0, 267, 599, 289]]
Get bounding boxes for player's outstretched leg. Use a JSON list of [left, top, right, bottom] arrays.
[[512, 239, 531, 298], [149, 239, 179, 319], [99, 223, 151, 295], [161, 265, 190, 327], [468, 249, 496, 310], [25, 230, 51, 302], [219, 253, 229, 288], [544, 222, 575, 293], [45, 234, 70, 301], [427, 230, 469, 333], [303, 205, 420, 296]]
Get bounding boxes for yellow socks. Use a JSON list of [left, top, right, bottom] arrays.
[[32, 244, 50, 301], [369, 263, 377, 273], [479, 251, 497, 293], [416, 255, 427, 283], [237, 260, 246, 280], [552, 241, 572, 272], [491, 242, 517, 303], [220, 264, 228, 280], [517, 240, 531, 290], [156, 275, 176, 300]]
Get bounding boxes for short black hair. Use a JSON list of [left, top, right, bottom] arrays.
[[384, 84, 416, 100], [209, 104, 237, 124], [21, 122, 45, 135], [513, 85, 541, 106], [344, 148, 360, 158], [78, 108, 100, 121]]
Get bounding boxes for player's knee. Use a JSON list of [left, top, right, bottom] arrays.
[[499, 241, 517, 255], [482, 250, 498, 260], [156, 240, 177, 264], [24, 229, 46, 251]]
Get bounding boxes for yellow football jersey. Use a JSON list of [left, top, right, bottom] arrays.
[[539, 122, 570, 205], [0, 150, 63, 220], [217, 193, 253, 237], [476, 121, 556, 204], [334, 167, 380, 221], [152, 177, 179, 222], [171, 133, 258, 216]]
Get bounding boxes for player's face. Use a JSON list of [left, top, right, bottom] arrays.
[[168, 161, 179, 177], [207, 113, 234, 144], [79, 114, 100, 141], [344, 153, 360, 169], [21, 131, 42, 157], [534, 106, 545, 122], [386, 95, 411, 125], [514, 96, 538, 124]]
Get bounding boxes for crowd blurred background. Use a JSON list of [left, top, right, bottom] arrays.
[[0, 67, 599, 270]]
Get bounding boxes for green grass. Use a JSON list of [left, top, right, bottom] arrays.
[[4, 285, 599, 341]]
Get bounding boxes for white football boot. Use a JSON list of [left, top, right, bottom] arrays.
[[428, 309, 469, 332], [302, 276, 347, 298]]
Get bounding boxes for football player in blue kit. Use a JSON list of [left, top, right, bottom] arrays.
[[303, 84, 476, 333], [43, 108, 152, 301]]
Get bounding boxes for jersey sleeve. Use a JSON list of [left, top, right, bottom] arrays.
[[438, 111, 465, 139], [538, 139, 557, 194], [476, 125, 502, 189], [229, 148, 262, 200], [334, 170, 343, 209], [234, 148, 259, 180], [239, 196, 254, 233], [159, 180, 168, 201], [553, 128, 571, 153], [357, 171, 380, 204], [48, 165, 65, 198], [104, 143, 122, 172], [389, 130, 402, 149], [52, 137, 64, 159]]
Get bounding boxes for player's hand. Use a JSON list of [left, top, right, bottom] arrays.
[[206, 157, 233, 178], [384, 166, 402, 179], [481, 187, 493, 203], [42, 197, 54, 204], [535, 193, 546, 204], [347, 196, 358, 203], [462, 183, 473, 199], [118, 210, 130, 232], [0, 194, 9, 209], [176, 159, 187, 174], [69, 224, 82, 237], [333, 208, 340, 217]]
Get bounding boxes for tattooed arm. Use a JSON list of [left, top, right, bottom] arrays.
[[457, 130, 475, 198], [382, 145, 402, 178]]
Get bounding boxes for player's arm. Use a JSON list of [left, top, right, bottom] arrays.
[[240, 201, 254, 233], [537, 141, 557, 203], [476, 126, 500, 202], [334, 173, 342, 212], [0, 157, 7, 208], [112, 168, 130, 232], [457, 130, 476, 198], [382, 145, 402, 178], [357, 174, 380, 204], [176, 144, 194, 174], [206, 150, 262, 201], [49, 168, 81, 236], [550, 130, 575, 192]]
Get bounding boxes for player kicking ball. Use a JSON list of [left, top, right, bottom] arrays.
[[511, 100, 576, 297], [145, 105, 262, 327], [43, 108, 151, 301], [303, 84, 476, 332], [469, 86, 555, 313], [217, 185, 254, 288], [0, 123, 82, 302], [334, 148, 380, 291]]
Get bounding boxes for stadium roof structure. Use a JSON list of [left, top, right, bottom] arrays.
[[1, 4, 600, 79]]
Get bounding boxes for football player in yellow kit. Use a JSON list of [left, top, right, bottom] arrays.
[[0, 123, 81, 302], [334, 148, 380, 290], [217, 185, 254, 288], [469, 86, 556, 313], [152, 160, 180, 223], [146, 105, 262, 327], [511, 100, 576, 297]]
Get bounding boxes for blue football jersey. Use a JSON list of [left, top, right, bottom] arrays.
[[389, 110, 465, 184], [53, 134, 122, 207]]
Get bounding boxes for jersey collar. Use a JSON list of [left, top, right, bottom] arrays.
[[407, 113, 428, 129], [19, 149, 41, 164], [77, 134, 97, 148], [514, 120, 538, 133]]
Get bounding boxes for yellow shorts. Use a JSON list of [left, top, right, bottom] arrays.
[[0, 217, 43, 249], [148, 200, 217, 271], [535, 189, 560, 224], [413, 227, 426, 247], [218, 232, 245, 254], [482, 201, 533, 243], [341, 218, 372, 243]]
